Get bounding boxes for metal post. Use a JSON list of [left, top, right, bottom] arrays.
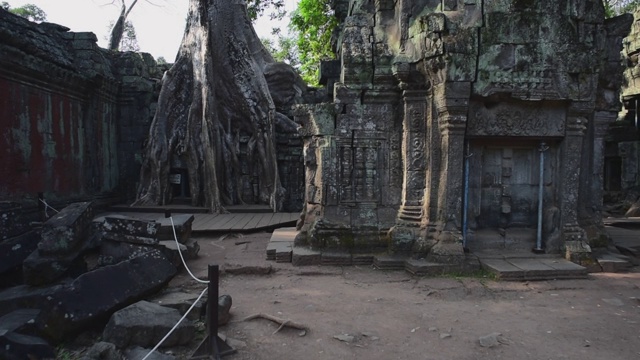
[[462, 143, 473, 250], [534, 142, 549, 253], [208, 265, 220, 358], [190, 265, 235, 359]]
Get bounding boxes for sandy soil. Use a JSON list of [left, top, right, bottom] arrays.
[[66, 231, 640, 360]]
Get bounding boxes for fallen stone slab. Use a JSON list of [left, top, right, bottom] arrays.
[[98, 240, 156, 266], [124, 346, 176, 360], [102, 232, 158, 245], [150, 291, 207, 321], [0, 201, 29, 241], [0, 284, 62, 318], [158, 239, 199, 267], [156, 214, 195, 244], [75, 341, 121, 360], [0, 330, 55, 360], [22, 237, 93, 286], [0, 230, 40, 286], [78, 342, 122, 360], [102, 300, 195, 348], [39, 249, 177, 342], [0, 309, 40, 335], [38, 201, 93, 255], [101, 215, 161, 238]]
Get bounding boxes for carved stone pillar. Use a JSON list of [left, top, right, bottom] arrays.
[[562, 102, 592, 263], [426, 82, 469, 264], [389, 63, 428, 253]]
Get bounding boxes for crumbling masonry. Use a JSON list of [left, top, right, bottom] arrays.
[[293, 0, 632, 265]]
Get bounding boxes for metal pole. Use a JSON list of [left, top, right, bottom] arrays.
[[535, 142, 549, 253], [190, 264, 235, 360], [462, 143, 473, 249], [208, 265, 220, 359]]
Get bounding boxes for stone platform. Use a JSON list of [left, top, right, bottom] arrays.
[[474, 252, 588, 281], [266, 228, 593, 280]]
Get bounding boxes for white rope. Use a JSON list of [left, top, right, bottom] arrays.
[[38, 198, 59, 217], [141, 286, 208, 360], [142, 216, 214, 360], [171, 216, 209, 284]]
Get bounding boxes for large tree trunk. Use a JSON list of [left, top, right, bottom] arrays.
[[108, 0, 139, 51], [133, 0, 284, 213]]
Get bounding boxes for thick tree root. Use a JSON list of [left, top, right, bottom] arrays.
[[238, 313, 308, 335]]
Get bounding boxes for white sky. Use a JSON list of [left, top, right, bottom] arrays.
[[7, 0, 297, 60]]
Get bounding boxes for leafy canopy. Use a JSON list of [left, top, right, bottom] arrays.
[[290, 0, 337, 85], [604, 0, 640, 17], [2, 2, 47, 22]]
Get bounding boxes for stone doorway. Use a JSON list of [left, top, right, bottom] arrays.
[[466, 140, 557, 251]]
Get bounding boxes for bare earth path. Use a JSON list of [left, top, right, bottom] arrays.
[[152, 232, 640, 360]]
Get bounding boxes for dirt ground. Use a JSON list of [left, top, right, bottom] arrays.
[[131, 230, 640, 360], [67, 230, 640, 360]]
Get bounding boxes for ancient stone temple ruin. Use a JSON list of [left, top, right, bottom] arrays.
[[294, 0, 632, 265]]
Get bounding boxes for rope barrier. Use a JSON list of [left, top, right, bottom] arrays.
[[143, 215, 211, 359], [171, 217, 209, 284], [141, 286, 208, 360], [38, 198, 59, 217]]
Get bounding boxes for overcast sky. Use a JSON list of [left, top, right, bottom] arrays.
[[7, 0, 296, 60]]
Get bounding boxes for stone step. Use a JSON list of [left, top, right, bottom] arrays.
[[479, 257, 588, 281], [596, 253, 634, 273]]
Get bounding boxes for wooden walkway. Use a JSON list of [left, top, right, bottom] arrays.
[[96, 210, 299, 233]]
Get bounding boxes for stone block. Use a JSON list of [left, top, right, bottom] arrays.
[[102, 300, 195, 348], [22, 242, 91, 286], [0, 202, 28, 240], [150, 291, 206, 321], [102, 232, 158, 245], [0, 230, 40, 279], [38, 201, 94, 255], [292, 246, 322, 266], [102, 215, 160, 238], [373, 254, 406, 270], [321, 251, 352, 266], [0, 331, 55, 360], [98, 240, 154, 266], [39, 250, 177, 342], [0, 309, 40, 334]]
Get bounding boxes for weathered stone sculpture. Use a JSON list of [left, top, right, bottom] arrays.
[[294, 0, 631, 266]]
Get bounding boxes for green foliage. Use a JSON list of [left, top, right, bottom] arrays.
[[246, 0, 286, 22], [262, 35, 300, 68], [3, 2, 47, 22], [290, 0, 337, 85], [157, 56, 168, 65], [603, 0, 640, 17]]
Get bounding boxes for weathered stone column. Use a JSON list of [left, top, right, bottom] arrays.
[[426, 82, 469, 264], [388, 63, 428, 253], [562, 102, 592, 263]]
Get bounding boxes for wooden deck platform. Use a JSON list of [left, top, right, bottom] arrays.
[[95, 210, 300, 233]]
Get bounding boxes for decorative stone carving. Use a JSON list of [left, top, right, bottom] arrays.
[[293, 0, 629, 267]]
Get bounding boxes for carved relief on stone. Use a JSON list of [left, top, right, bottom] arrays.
[[467, 101, 566, 137], [389, 132, 402, 187], [337, 134, 384, 204]]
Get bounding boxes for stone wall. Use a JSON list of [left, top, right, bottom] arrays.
[[0, 9, 164, 209], [295, 0, 632, 263], [608, 8, 640, 196]]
